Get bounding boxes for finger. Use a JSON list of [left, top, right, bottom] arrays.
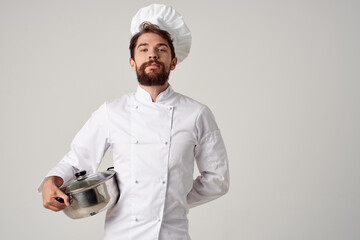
[[46, 204, 66, 212], [43, 197, 66, 211]]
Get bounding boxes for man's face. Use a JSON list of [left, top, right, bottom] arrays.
[[130, 32, 177, 86]]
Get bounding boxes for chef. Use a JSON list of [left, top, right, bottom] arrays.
[[39, 4, 229, 240]]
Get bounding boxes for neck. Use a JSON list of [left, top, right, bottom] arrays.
[[139, 81, 169, 102]]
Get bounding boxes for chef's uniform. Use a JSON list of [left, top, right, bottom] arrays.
[[39, 85, 229, 239]]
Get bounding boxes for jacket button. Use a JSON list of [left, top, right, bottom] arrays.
[[164, 141, 168, 145], [169, 106, 173, 110]]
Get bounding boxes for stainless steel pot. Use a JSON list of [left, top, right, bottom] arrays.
[[55, 167, 120, 219]]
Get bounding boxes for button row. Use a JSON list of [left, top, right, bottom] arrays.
[[133, 217, 162, 222], [133, 179, 166, 184], [132, 140, 169, 145], [133, 105, 173, 111]]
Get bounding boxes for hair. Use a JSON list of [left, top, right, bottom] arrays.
[[129, 22, 176, 60]]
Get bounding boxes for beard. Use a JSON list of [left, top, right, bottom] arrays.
[[136, 60, 170, 86]]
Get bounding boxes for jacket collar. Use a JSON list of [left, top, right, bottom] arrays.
[[135, 84, 175, 104]]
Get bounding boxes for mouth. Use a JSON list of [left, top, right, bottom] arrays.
[[146, 63, 160, 69]]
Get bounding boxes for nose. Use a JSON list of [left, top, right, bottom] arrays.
[[148, 49, 158, 60], [149, 55, 158, 60]]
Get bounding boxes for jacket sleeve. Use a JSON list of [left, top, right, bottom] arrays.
[[187, 105, 230, 208], [38, 102, 111, 192]]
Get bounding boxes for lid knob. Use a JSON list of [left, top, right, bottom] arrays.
[[75, 170, 87, 180]]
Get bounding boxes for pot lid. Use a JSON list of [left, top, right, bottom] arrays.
[[60, 168, 116, 194]]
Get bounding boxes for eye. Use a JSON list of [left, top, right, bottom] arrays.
[[139, 48, 148, 52], [158, 48, 167, 52]]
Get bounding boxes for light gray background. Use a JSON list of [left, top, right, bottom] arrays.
[[1, 0, 359, 239]]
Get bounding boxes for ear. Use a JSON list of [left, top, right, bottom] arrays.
[[170, 57, 178, 71], [129, 58, 136, 71]]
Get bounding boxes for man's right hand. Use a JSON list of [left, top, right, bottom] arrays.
[[42, 176, 70, 212]]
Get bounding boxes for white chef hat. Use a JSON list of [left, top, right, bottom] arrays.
[[130, 4, 192, 63]]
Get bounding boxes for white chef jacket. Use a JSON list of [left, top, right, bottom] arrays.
[[39, 85, 229, 240]]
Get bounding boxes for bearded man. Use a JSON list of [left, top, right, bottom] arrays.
[[39, 4, 229, 240]]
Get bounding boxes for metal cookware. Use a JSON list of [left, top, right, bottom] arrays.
[[55, 167, 120, 219]]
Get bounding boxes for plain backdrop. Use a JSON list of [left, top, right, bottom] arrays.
[[1, 0, 359, 239]]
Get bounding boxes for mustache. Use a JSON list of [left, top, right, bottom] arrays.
[[142, 60, 164, 68]]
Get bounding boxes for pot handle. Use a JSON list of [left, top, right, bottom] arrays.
[[107, 167, 114, 171], [55, 197, 64, 203], [55, 194, 72, 204]]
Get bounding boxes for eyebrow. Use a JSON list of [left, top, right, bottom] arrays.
[[137, 43, 169, 49], [157, 43, 169, 48]]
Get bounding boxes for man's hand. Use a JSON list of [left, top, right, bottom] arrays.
[[42, 176, 70, 212]]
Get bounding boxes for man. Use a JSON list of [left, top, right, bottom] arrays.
[[40, 4, 229, 240]]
